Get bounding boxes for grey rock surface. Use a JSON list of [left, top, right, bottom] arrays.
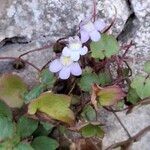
[[0, 0, 130, 45], [99, 105, 150, 150]]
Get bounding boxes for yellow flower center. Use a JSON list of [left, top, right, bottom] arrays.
[[60, 56, 73, 66]]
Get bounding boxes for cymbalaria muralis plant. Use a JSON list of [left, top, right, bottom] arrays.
[[0, 1, 150, 150]]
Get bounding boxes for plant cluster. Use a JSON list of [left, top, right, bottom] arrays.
[[0, 1, 150, 150]]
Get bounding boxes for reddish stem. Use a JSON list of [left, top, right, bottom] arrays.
[[19, 44, 53, 58]]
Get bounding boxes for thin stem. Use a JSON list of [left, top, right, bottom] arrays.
[[104, 5, 117, 33], [0, 57, 17, 60], [19, 44, 53, 58], [40, 59, 52, 72], [106, 126, 150, 150], [109, 107, 132, 139], [93, 0, 97, 22], [0, 56, 41, 72], [24, 60, 41, 72]]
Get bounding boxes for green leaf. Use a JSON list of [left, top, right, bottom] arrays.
[[40, 69, 56, 88], [80, 124, 104, 138], [127, 88, 140, 104], [0, 116, 14, 141], [131, 76, 150, 99], [14, 143, 34, 150], [0, 74, 27, 108], [71, 95, 80, 105], [117, 101, 124, 109], [98, 85, 125, 106], [78, 72, 100, 92], [40, 122, 54, 131], [98, 71, 112, 86], [81, 105, 96, 122], [0, 133, 20, 150], [24, 84, 45, 103], [90, 34, 119, 59], [31, 136, 59, 150], [144, 61, 150, 74], [0, 100, 12, 120], [33, 122, 54, 136], [17, 116, 38, 138], [28, 92, 75, 125]]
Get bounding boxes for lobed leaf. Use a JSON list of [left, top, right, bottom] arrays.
[[127, 88, 140, 104], [81, 105, 96, 122], [14, 143, 34, 150], [80, 124, 104, 138], [131, 75, 150, 99], [78, 72, 100, 92], [0, 101, 12, 120], [31, 136, 59, 150], [40, 69, 56, 88], [17, 116, 38, 138], [98, 85, 125, 106], [0, 74, 27, 108], [0, 116, 14, 141], [90, 34, 119, 59], [24, 84, 45, 103], [28, 92, 75, 125]]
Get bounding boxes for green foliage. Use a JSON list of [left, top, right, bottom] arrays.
[[0, 74, 28, 108], [127, 88, 140, 104], [131, 75, 150, 99], [14, 143, 34, 150], [78, 69, 112, 92], [80, 124, 104, 138], [17, 116, 38, 138], [31, 136, 59, 150], [0, 116, 14, 141], [28, 92, 75, 125], [24, 69, 56, 103], [78, 72, 100, 92], [24, 84, 45, 103], [0, 101, 12, 120], [81, 105, 96, 122], [90, 33, 119, 59], [40, 69, 56, 88], [144, 61, 150, 74], [98, 86, 125, 106], [34, 122, 54, 136], [98, 71, 112, 86], [0, 133, 20, 149]]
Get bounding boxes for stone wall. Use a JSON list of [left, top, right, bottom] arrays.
[[0, 0, 150, 149]]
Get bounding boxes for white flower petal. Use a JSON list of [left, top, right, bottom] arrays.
[[62, 47, 71, 57], [49, 59, 62, 73], [59, 67, 71, 80], [90, 30, 101, 42], [80, 46, 88, 55], [94, 19, 106, 31], [80, 30, 90, 43], [70, 62, 82, 76], [70, 52, 80, 61], [74, 36, 80, 41]]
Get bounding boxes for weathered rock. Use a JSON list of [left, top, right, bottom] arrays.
[[99, 105, 150, 150], [118, 0, 150, 75], [97, 0, 131, 36], [131, 0, 150, 22], [0, 0, 130, 46]]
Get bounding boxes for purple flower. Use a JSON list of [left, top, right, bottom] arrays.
[[62, 36, 88, 61], [80, 19, 106, 43], [49, 56, 82, 80]]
